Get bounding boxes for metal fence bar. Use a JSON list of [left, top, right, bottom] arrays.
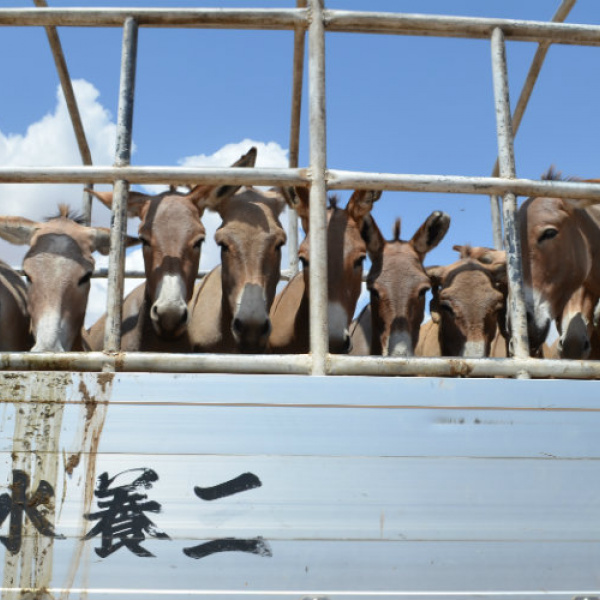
[[287, 0, 307, 278], [0, 352, 312, 375], [326, 171, 600, 199], [489, 0, 577, 248], [327, 355, 600, 380], [307, 0, 329, 376], [0, 8, 304, 29], [1, 351, 600, 380], [2, 168, 599, 199], [491, 27, 530, 364], [33, 0, 96, 225], [103, 17, 138, 354], [325, 10, 600, 46], [3, 8, 600, 47]]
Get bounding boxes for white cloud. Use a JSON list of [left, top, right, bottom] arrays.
[[0, 80, 118, 266]]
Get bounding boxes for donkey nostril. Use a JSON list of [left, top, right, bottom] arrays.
[[180, 307, 188, 325], [260, 319, 271, 337], [151, 304, 159, 319], [233, 318, 243, 335]]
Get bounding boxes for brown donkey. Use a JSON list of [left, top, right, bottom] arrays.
[[87, 147, 257, 351], [0, 206, 129, 352], [350, 211, 450, 356], [269, 187, 384, 354], [188, 188, 292, 353], [517, 169, 600, 354], [0, 259, 32, 351], [416, 248, 507, 358]]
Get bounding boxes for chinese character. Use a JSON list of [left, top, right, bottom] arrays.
[[84, 468, 170, 558], [183, 472, 272, 560], [0, 469, 65, 554]]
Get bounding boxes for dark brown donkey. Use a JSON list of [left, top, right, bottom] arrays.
[[269, 187, 384, 354], [350, 212, 450, 356], [188, 187, 292, 353], [0, 206, 130, 351], [0, 259, 32, 351], [87, 147, 257, 351]]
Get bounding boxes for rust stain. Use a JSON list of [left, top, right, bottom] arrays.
[[64, 453, 81, 476], [78, 380, 96, 421]]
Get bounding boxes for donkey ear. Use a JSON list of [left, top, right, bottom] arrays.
[[86, 188, 150, 218], [411, 211, 450, 260], [347, 190, 382, 222], [361, 214, 385, 261], [91, 227, 140, 256], [188, 147, 257, 214], [0, 216, 38, 245]]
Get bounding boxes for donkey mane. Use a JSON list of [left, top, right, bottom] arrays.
[[45, 204, 86, 225], [541, 165, 580, 183]]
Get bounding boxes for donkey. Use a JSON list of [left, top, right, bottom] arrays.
[[188, 188, 292, 353], [0, 206, 133, 352], [0, 259, 32, 351], [517, 168, 600, 354], [87, 147, 257, 352], [269, 187, 384, 354], [349, 211, 450, 356], [416, 248, 508, 358]]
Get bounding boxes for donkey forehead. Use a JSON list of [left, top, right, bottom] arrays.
[[523, 196, 572, 229], [375, 243, 427, 284], [326, 209, 366, 254], [24, 232, 94, 271], [442, 269, 498, 301], [140, 196, 204, 235]]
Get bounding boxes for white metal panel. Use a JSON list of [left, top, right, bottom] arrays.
[[0, 372, 598, 598]]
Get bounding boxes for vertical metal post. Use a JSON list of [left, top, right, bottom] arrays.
[[490, 27, 530, 363], [287, 0, 307, 278], [489, 0, 576, 249], [307, 0, 328, 375], [103, 17, 138, 353]]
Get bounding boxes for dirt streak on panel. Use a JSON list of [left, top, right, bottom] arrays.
[[2, 372, 70, 600], [60, 373, 113, 599]]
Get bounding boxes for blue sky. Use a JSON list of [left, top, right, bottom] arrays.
[[0, 0, 599, 324]]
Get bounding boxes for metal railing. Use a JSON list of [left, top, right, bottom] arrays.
[[2, 1, 600, 378]]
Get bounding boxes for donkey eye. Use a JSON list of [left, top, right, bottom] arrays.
[[299, 256, 309, 268], [23, 272, 32, 284], [218, 242, 229, 253], [140, 236, 151, 248], [418, 286, 429, 298], [354, 256, 366, 269], [78, 271, 92, 286], [538, 228, 558, 244], [192, 237, 204, 250]]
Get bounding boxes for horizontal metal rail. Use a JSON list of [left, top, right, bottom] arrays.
[[325, 10, 600, 46], [0, 352, 599, 380], [2, 8, 600, 47], [0, 8, 305, 29], [1, 167, 599, 201]]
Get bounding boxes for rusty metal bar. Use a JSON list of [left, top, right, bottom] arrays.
[[103, 17, 138, 354], [287, 0, 307, 279], [491, 27, 530, 364], [307, 0, 329, 376], [33, 0, 95, 224], [1, 352, 600, 380], [489, 0, 577, 248]]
